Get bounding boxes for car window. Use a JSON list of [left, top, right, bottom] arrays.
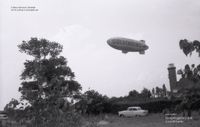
[[129, 108, 137, 111]]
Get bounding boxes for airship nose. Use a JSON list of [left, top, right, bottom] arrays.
[[107, 39, 112, 46]]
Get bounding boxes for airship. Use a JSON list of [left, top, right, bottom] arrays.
[[107, 37, 149, 54]]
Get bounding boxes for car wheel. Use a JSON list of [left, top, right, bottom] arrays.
[[119, 114, 124, 117]]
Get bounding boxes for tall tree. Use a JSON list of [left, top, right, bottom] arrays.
[[162, 84, 167, 97], [17, 38, 82, 125], [151, 88, 155, 98], [178, 39, 200, 116]]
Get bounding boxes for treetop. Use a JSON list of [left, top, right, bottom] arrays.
[[18, 38, 63, 59]]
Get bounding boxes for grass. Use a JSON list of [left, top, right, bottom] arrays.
[[83, 112, 200, 127], [1, 112, 200, 127]]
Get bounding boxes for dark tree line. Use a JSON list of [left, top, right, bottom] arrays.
[[128, 85, 168, 99], [75, 86, 169, 115]]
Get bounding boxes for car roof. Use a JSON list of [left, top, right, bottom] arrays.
[[128, 106, 141, 109]]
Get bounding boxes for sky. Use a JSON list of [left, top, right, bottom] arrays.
[[0, 0, 200, 110]]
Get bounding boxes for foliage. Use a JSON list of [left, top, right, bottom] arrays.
[[84, 90, 109, 115], [179, 39, 200, 56], [151, 88, 155, 97], [150, 85, 168, 98], [177, 64, 200, 83], [162, 84, 167, 97], [140, 88, 151, 99], [128, 90, 140, 98], [4, 99, 19, 110], [177, 39, 200, 116], [177, 64, 200, 112], [75, 90, 110, 115], [4, 99, 33, 122], [107, 87, 171, 113], [4, 99, 20, 120], [128, 88, 151, 99], [5, 38, 82, 126]]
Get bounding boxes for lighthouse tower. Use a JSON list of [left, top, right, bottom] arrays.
[[167, 63, 177, 93]]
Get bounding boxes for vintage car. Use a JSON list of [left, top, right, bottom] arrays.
[[118, 106, 148, 117]]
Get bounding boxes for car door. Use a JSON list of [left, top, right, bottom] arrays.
[[135, 108, 141, 116], [126, 108, 132, 117], [130, 108, 137, 117]]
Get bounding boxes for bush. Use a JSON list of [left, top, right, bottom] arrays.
[[28, 111, 82, 127], [107, 99, 182, 114]]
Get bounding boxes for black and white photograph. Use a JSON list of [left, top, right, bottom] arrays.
[[0, 0, 200, 126]]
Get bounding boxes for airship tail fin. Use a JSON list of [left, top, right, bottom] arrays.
[[140, 40, 145, 44], [139, 50, 145, 54]]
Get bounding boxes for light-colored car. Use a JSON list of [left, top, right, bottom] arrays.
[[118, 106, 148, 117]]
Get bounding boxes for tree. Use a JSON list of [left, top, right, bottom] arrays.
[[4, 99, 20, 120], [155, 87, 163, 97], [152, 85, 168, 98], [162, 84, 167, 97], [179, 39, 200, 56], [177, 39, 200, 116], [128, 89, 140, 98], [17, 38, 82, 125], [83, 90, 109, 115], [140, 88, 151, 99], [151, 88, 155, 98], [177, 64, 200, 83]]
